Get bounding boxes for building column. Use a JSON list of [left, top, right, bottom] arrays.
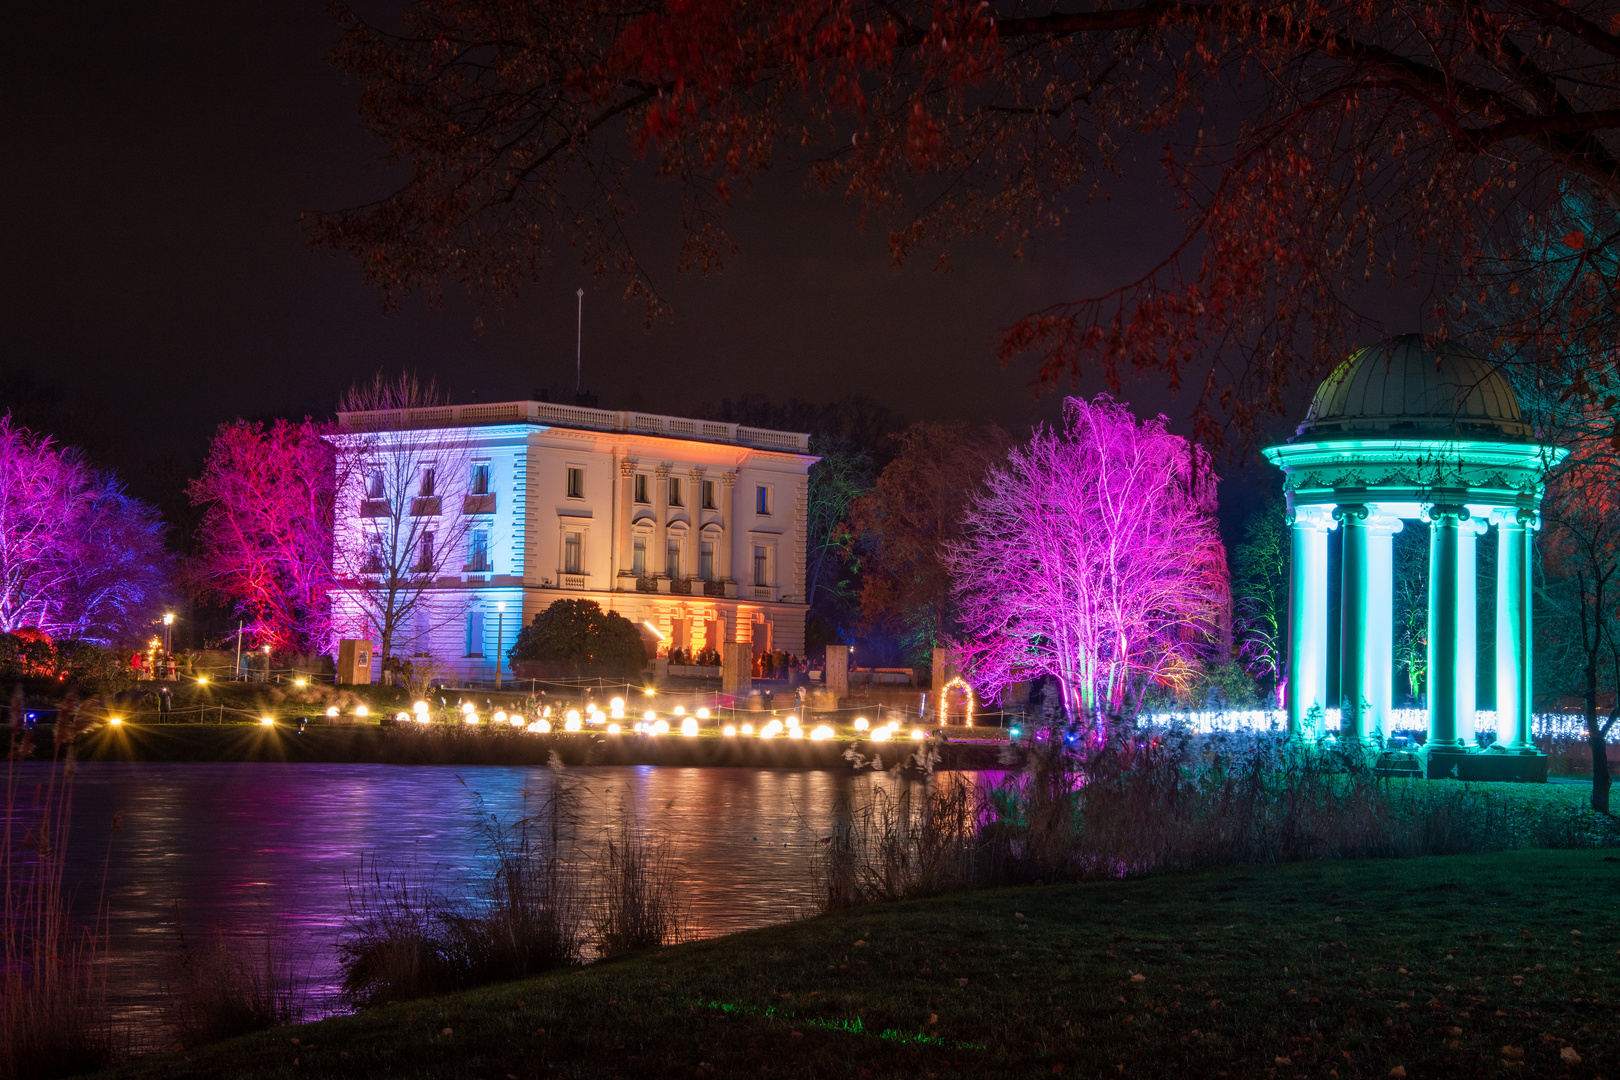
[[617, 459, 636, 585], [719, 471, 737, 584], [1364, 513, 1402, 741], [1427, 503, 1468, 749], [654, 463, 670, 578], [1286, 505, 1335, 737], [687, 468, 705, 578], [1337, 504, 1371, 742], [1495, 510, 1536, 749]]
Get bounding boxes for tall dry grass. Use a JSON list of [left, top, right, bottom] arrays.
[[589, 819, 686, 957], [817, 724, 1620, 912], [0, 690, 122, 1079], [164, 925, 301, 1049]]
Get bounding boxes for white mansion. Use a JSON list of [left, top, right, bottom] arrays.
[[330, 398, 817, 683]]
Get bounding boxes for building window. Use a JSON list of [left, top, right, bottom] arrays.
[[564, 531, 582, 574], [470, 463, 490, 495], [701, 480, 716, 510], [465, 610, 484, 657], [415, 530, 435, 573], [755, 485, 770, 515], [420, 468, 436, 498], [753, 545, 769, 586], [634, 474, 649, 504], [699, 540, 714, 581], [667, 539, 682, 577], [365, 469, 385, 499], [467, 529, 491, 573], [632, 535, 646, 576], [363, 535, 385, 574], [668, 477, 683, 507], [566, 467, 584, 499]]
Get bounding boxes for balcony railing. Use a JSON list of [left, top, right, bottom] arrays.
[[359, 499, 391, 518], [464, 556, 492, 573], [337, 401, 812, 453], [411, 496, 442, 517], [669, 577, 693, 595], [462, 494, 497, 516]]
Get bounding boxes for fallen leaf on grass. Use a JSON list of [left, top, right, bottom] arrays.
[[440, 1028, 452, 1036], [1561, 1047, 1582, 1065], [1130, 973, 1146, 983], [1275, 1056, 1291, 1065], [958, 978, 969, 987], [928, 1014, 938, 1025], [1500, 1047, 1523, 1060], [1388, 1068, 1406, 1078]]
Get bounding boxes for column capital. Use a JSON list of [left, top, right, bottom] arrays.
[[721, 471, 738, 488], [1286, 503, 1338, 531], [655, 463, 671, 478], [1423, 501, 1470, 522], [1333, 503, 1370, 523], [620, 459, 638, 478]]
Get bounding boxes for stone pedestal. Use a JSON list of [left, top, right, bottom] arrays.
[[824, 645, 850, 701], [722, 646, 751, 695]]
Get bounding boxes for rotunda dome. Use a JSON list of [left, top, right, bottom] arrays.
[[1295, 333, 1532, 442]]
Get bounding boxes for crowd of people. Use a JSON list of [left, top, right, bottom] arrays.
[[662, 647, 808, 683]]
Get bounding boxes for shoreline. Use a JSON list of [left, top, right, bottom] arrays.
[[48, 723, 1012, 770]]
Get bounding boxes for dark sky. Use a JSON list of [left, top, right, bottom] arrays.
[[0, 3, 1426, 532]]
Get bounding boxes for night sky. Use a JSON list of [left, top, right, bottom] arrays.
[[1, 3, 1427, 531]]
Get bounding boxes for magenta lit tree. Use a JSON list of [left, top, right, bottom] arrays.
[[947, 396, 1230, 721], [0, 415, 172, 645], [186, 418, 339, 654]]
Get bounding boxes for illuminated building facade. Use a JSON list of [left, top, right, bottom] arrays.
[[1264, 335, 1565, 780], [329, 399, 816, 682]]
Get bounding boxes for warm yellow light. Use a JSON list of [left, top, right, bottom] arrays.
[[528, 719, 551, 733], [673, 705, 686, 716], [395, 712, 409, 723], [741, 723, 754, 735], [870, 726, 890, 742], [681, 717, 698, 737], [294, 679, 307, 688], [785, 715, 799, 728], [695, 707, 710, 720], [464, 713, 480, 725], [762, 719, 783, 738], [325, 706, 339, 717], [652, 718, 670, 735], [492, 710, 507, 725], [260, 717, 274, 726], [590, 710, 606, 725], [788, 727, 803, 739], [610, 697, 624, 711], [462, 702, 476, 713], [542, 705, 552, 718], [854, 717, 869, 731], [643, 687, 655, 696], [723, 725, 737, 736], [643, 620, 665, 639], [608, 723, 620, 734], [509, 714, 524, 727], [414, 701, 429, 714], [911, 728, 926, 740], [414, 712, 431, 724], [565, 715, 582, 732], [109, 717, 123, 726], [196, 676, 208, 685], [163, 613, 174, 625], [355, 705, 369, 717], [810, 725, 833, 740]]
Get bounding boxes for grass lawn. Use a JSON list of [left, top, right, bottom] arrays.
[[93, 848, 1620, 1079]]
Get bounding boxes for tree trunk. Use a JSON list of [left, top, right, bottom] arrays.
[[1590, 727, 1611, 813]]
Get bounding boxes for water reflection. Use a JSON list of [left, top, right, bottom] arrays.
[[37, 761, 941, 1026]]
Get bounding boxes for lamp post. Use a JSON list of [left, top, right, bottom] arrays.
[[161, 612, 174, 656], [495, 601, 505, 689], [262, 643, 271, 684]]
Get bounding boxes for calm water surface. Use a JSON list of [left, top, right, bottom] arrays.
[[30, 761, 944, 1027]]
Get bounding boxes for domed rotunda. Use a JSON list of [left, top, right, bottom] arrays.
[[1263, 334, 1564, 780]]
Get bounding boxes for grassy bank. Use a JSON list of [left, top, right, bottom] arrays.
[[93, 849, 1619, 1079], [59, 722, 1006, 769]]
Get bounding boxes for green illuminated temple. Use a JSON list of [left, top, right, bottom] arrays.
[[1264, 335, 1566, 781]]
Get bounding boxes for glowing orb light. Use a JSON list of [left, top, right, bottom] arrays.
[[673, 705, 686, 716], [414, 701, 429, 715], [542, 705, 552, 718], [608, 723, 620, 734], [590, 710, 607, 725], [464, 713, 480, 725], [870, 726, 891, 742], [741, 723, 754, 735], [414, 711, 431, 724], [462, 702, 476, 713], [681, 717, 698, 737], [761, 719, 783, 738], [723, 725, 737, 736], [395, 712, 409, 723], [696, 707, 710, 719], [492, 710, 507, 725], [652, 719, 670, 735], [785, 715, 799, 728], [509, 714, 525, 727], [564, 714, 582, 732], [527, 719, 551, 733], [810, 725, 833, 740], [355, 705, 369, 717], [911, 728, 926, 740], [788, 726, 803, 739], [854, 717, 869, 731], [644, 710, 656, 722], [610, 696, 624, 712], [325, 706, 339, 717]]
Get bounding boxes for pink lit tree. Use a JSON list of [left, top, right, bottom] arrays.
[[185, 419, 340, 654], [947, 396, 1230, 722], [0, 415, 172, 645]]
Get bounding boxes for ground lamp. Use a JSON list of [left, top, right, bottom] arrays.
[[1263, 335, 1564, 780]]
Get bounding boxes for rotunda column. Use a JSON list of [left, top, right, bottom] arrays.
[[1336, 504, 1371, 742], [1494, 509, 1537, 749], [1287, 505, 1336, 737], [1457, 516, 1487, 745], [1427, 502, 1469, 749], [1364, 512, 1403, 741]]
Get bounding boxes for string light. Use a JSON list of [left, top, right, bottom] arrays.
[[939, 676, 975, 726]]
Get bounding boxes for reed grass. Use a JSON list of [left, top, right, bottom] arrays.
[[818, 724, 1620, 912], [164, 926, 301, 1049]]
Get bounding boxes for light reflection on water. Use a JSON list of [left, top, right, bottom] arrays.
[[34, 761, 978, 1028]]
